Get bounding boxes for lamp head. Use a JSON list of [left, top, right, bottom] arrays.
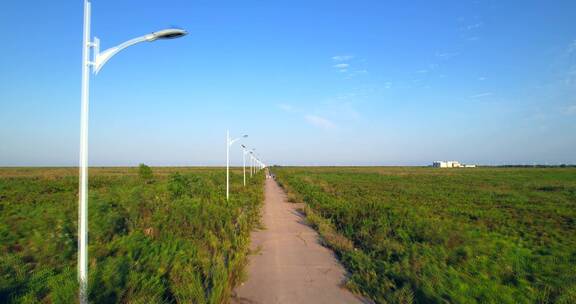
[[243, 135, 248, 138], [146, 28, 187, 42]]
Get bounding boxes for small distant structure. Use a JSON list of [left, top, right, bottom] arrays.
[[433, 161, 459, 168], [433, 161, 476, 168]]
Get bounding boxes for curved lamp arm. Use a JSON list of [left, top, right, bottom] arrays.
[[91, 29, 186, 74], [241, 145, 250, 155], [92, 36, 145, 74], [229, 135, 248, 147]]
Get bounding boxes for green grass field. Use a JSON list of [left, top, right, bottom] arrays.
[[273, 167, 576, 304], [0, 167, 264, 303]]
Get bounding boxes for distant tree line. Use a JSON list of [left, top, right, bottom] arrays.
[[486, 164, 576, 168]]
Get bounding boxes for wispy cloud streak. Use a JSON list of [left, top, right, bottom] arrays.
[[305, 114, 336, 129], [469, 92, 493, 99], [332, 55, 354, 62]]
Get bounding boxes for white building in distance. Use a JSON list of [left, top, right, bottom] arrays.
[[433, 161, 476, 168]]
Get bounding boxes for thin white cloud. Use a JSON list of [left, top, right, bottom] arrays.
[[305, 115, 336, 130], [333, 63, 349, 69], [566, 105, 576, 115], [332, 55, 370, 81], [435, 52, 460, 59], [469, 92, 493, 99], [332, 55, 354, 62], [464, 22, 483, 31]]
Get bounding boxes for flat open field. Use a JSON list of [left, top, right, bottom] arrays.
[[0, 167, 264, 303], [273, 167, 576, 304]]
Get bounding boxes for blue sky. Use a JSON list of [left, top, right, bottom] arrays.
[[1, 0, 575, 166]]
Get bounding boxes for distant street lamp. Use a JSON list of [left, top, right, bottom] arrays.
[[241, 145, 248, 186], [257, 159, 262, 171], [226, 131, 247, 200], [78, 1, 186, 303], [249, 151, 255, 177], [251, 152, 261, 173]]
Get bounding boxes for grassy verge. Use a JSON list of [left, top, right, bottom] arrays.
[[273, 166, 576, 304], [0, 167, 264, 303]]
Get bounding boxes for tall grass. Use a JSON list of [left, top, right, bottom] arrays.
[[0, 167, 264, 303], [274, 167, 576, 304]]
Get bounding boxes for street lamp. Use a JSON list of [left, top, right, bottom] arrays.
[[78, 1, 186, 303], [251, 152, 261, 173], [249, 150, 255, 177], [241, 144, 250, 186], [226, 131, 247, 200]]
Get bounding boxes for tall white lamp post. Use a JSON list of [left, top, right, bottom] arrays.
[[79, 1, 186, 302], [226, 131, 247, 200]]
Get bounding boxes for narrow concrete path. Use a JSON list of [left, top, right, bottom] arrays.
[[231, 177, 367, 304]]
